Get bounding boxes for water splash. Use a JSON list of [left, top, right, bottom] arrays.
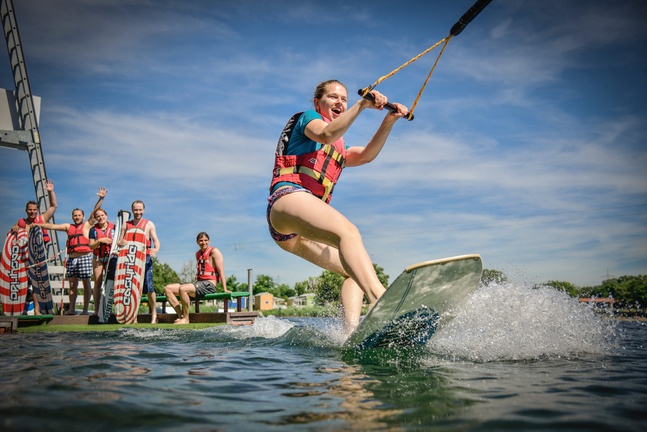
[[116, 327, 183, 341], [216, 315, 295, 340], [428, 282, 618, 362]]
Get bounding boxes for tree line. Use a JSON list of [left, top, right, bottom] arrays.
[[151, 258, 389, 306], [481, 269, 647, 308], [153, 258, 646, 310]]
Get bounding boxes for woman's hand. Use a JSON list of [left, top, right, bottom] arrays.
[[359, 90, 388, 109]]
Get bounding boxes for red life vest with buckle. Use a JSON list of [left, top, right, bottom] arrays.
[[196, 246, 219, 281], [269, 112, 346, 204], [67, 223, 91, 254], [18, 215, 51, 243], [92, 221, 115, 259], [126, 219, 152, 254]]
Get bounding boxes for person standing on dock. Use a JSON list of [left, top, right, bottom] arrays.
[[163, 231, 228, 324], [11, 179, 58, 239], [10, 179, 58, 315], [88, 187, 113, 316], [36, 187, 106, 315], [124, 200, 161, 324]]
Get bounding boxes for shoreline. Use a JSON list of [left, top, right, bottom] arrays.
[[15, 322, 227, 333], [6, 313, 644, 334]]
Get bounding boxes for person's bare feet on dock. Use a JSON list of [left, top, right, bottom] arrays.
[[173, 317, 189, 325]]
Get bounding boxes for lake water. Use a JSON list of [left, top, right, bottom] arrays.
[[1, 283, 645, 431]]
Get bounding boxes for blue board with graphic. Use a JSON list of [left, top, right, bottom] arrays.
[[28, 226, 54, 314]]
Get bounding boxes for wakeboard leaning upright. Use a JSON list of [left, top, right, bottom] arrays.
[[27, 226, 54, 314], [0, 230, 30, 315], [344, 254, 482, 350], [112, 224, 147, 324], [97, 210, 128, 323]]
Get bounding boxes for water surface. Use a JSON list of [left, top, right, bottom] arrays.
[[1, 283, 645, 431]]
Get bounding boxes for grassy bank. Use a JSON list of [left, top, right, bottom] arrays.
[[18, 322, 226, 333], [261, 305, 367, 318]]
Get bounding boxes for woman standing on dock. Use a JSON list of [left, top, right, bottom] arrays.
[[88, 188, 112, 316]]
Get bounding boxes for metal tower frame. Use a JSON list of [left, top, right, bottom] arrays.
[[0, 0, 61, 263]]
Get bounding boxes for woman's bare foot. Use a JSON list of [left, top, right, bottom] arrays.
[[151, 315, 158, 324], [173, 317, 189, 325]]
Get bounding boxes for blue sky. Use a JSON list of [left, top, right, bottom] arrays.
[[1, 0, 645, 288]]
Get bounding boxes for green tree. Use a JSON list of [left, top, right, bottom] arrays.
[[294, 277, 317, 296], [481, 269, 508, 286], [374, 263, 389, 288], [152, 256, 180, 294], [315, 270, 345, 306], [253, 274, 276, 295], [579, 285, 602, 298], [226, 274, 247, 292], [179, 259, 195, 283], [552, 275, 647, 308], [541, 280, 579, 297], [250, 274, 295, 300], [592, 279, 617, 299], [274, 283, 296, 300], [313, 263, 390, 306], [591, 275, 647, 306], [616, 275, 647, 306]]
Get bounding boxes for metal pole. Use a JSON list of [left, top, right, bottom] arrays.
[[247, 268, 253, 312], [0, 0, 61, 263]]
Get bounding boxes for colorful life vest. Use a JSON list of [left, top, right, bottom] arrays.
[[17, 215, 51, 243], [196, 246, 219, 281], [66, 223, 91, 254], [126, 219, 152, 254], [269, 112, 346, 204], [92, 221, 115, 259]]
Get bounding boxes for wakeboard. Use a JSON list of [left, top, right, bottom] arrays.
[[97, 210, 128, 323], [344, 254, 483, 350], [0, 230, 30, 316], [27, 226, 54, 314], [112, 224, 147, 324]]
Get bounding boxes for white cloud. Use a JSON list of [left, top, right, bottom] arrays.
[[2, 0, 645, 289]]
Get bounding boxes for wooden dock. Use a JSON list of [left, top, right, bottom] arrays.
[[4, 310, 259, 330]]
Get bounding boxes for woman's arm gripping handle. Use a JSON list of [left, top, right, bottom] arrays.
[[357, 89, 414, 121]]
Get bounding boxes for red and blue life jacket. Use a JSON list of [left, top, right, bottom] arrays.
[[269, 112, 346, 204]]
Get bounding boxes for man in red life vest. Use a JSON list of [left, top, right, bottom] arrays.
[[121, 200, 161, 324], [37, 188, 105, 315], [9, 179, 58, 315], [11, 179, 58, 238]]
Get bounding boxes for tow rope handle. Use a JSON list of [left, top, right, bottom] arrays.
[[450, 0, 493, 36], [357, 0, 493, 122], [357, 88, 415, 121]]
